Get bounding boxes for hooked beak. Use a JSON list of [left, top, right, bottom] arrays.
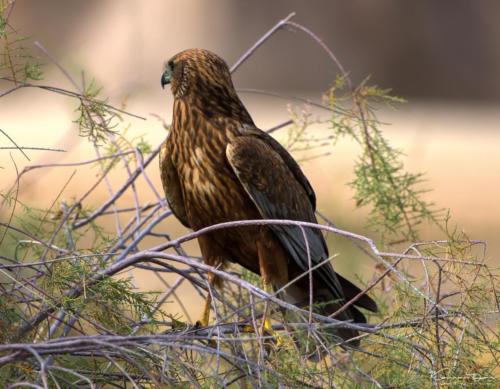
[[161, 67, 172, 89]]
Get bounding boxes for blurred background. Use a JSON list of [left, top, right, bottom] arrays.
[[1, 1, 499, 316], [7, 0, 500, 98]]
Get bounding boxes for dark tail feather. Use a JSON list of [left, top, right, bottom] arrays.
[[336, 273, 378, 313], [316, 298, 366, 348], [278, 272, 377, 359], [280, 293, 373, 359], [314, 272, 377, 349], [285, 300, 363, 361]]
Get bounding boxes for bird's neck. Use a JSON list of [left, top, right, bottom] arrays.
[[171, 98, 255, 147], [176, 90, 254, 126]]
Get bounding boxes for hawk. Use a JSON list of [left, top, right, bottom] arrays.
[[159, 48, 377, 346]]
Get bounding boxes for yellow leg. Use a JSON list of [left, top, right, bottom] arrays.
[[261, 282, 273, 332], [255, 230, 288, 348], [261, 281, 284, 347], [196, 273, 215, 327]]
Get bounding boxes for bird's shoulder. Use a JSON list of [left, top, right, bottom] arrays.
[[232, 125, 317, 210]]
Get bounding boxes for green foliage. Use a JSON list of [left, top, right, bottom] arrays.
[[74, 78, 121, 144], [0, 2, 43, 83], [325, 75, 442, 243], [136, 136, 153, 155], [0, 294, 21, 343], [0, 194, 167, 386]]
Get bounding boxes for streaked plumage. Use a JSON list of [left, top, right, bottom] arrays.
[[159, 48, 377, 347]]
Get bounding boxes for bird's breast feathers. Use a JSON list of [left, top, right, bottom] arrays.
[[169, 111, 256, 227]]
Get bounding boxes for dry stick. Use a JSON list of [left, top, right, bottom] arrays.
[[93, 146, 124, 236], [49, 366, 96, 389], [34, 41, 80, 92], [165, 220, 446, 354], [18, 150, 135, 179], [16, 42, 143, 125], [238, 88, 344, 115], [153, 219, 442, 308], [112, 202, 141, 237], [283, 19, 420, 239], [14, 252, 430, 366], [34, 162, 113, 265], [0, 80, 146, 120], [38, 170, 77, 263], [0, 146, 62, 153], [140, 276, 187, 326], [249, 293, 266, 372], [300, 225, 314, 326], [72, 145, 161, 229], [4, 0, 17, 23], [134, 146, 166, 206], [266, 119, 293, 134], [3, 153, 136, 247], [0, 128, 32, 161], [0, 266, 91, 339], [284, 21, 352, 89], [0, 223, 69, 256], [31, 43, 133, 345], [379, 250, 491, 266], [13, 246, 373, 343], [0, 153, 20, 247], [230, 12, 296, 74], [4, 19, 174, 389], [122, 209, 446, 346], [434, 264, 443, 388], [328, 255, 405, 319], [45, 160, 128, 338], [11, 260, 134, 343], [33, 41, 124, 235], [104, 204, 165, 263], [14, 259, 193, 345], [104, 137, 151, 239], [310, 25, 413, 237], [4, 320, 431, 374], [0, 338, 291, 385], [97, 202, 160, 217], [0, 83, 23, 98]]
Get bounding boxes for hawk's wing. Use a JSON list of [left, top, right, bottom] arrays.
[[238, 125, 317, 209], [159, 139, 191, 228], [226, 130, 346, 302]]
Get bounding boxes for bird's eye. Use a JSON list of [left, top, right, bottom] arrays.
[[168, 60, 175, 71]]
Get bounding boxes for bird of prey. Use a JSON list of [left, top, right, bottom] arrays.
[[159, 48, 377, 347]]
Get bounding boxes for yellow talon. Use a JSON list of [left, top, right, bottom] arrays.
[[242, 325, 255, 333], [264, 317, 273, 332], [263, 317, 284, 347]]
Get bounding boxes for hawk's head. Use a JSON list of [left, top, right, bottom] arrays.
[[161, 49, 235, 100]]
